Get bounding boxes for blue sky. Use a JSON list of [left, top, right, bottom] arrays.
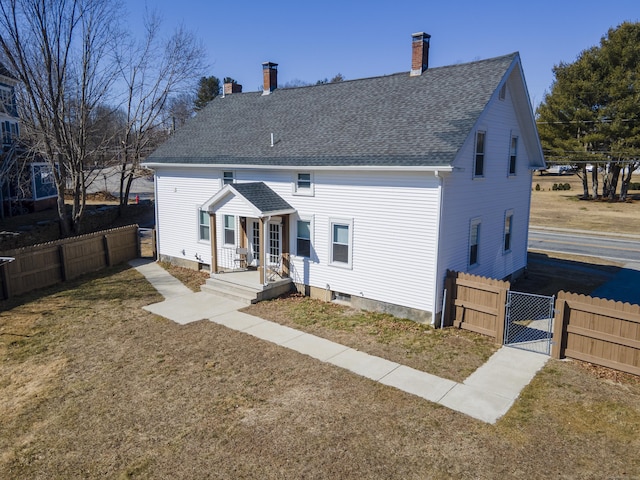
[[126, 0, 638, 108]]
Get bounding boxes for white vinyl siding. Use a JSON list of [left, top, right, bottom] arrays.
[[155, 168, 441, 314], [437, 78, 530, 288]]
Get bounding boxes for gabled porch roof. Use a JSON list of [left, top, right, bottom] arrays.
[[202, 182, 296, 217]]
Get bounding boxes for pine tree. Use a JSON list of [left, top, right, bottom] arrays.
[[194, 76, 221, 111], [536, 22, 640, 200]]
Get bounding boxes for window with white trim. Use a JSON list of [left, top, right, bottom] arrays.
[[469, 219, 481, 267], [503, 211, 513, 253], [296, 219, 311, 258], [293, 172, 314, 196], [1, 120, 18, 145], [223, 214, 235, 245], [474, 131, 485, 177], [198, 209, 210, 242], [329, 219, 353, 268], [223, 171, 234, 185], [508, 136, 518, 175], [38, 164, 54, 185]]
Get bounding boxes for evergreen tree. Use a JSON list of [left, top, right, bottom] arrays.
[[194, 76, 221, 111], [536, 22, 640, 200]]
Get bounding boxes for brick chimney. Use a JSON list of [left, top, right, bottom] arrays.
[[262, 62, 278, 95], [223, 81, 242, 95], [410, 32, 430, 76]]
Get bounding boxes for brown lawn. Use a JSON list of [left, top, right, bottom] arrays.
[[530, 171, 640, 234], [1, 266, 639, 479], [0, 171, 639, 478]]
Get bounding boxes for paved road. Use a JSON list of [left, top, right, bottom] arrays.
[[529, 228, 640, 263], [85, 166, 155, 200]]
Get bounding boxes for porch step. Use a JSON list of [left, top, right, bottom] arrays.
[[201, 274, 293, 305]]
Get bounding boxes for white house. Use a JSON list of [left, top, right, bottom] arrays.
[[144, 33, 545, 324]]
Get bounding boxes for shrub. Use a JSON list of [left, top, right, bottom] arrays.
[[563, 183, 571, 190], [535, 183, 541, 191]]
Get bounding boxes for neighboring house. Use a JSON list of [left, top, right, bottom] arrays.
[[144, 32, 545, 324], [0, 63, 57, 215]]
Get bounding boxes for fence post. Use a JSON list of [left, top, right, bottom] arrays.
[[59, 244, 68, 281], [103, 234, 112, 267], [0, 260, 11, 300], [444, 271, 456, 327], [495, 284, 508, 345], [551, 296, 567, 359]]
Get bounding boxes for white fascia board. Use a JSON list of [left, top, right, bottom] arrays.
[[142, 162, 454, 173], [261, 208, 297, 217], [202, 185, 262, 218]]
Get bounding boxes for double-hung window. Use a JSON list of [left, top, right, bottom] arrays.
[[469, 219, 481, 267], [293, 172, 314, 195], [474, 131, 486, 177], [296, 219, 311, 258], [509, 136, 518, 175], [504, 211, 513, 253], [223, 171, 234, 185], [198, 209, 210, 242], [330, 219, 353, 268], [223, 215, 235, 245]]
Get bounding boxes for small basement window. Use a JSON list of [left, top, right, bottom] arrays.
[[332, 291, 351, 304]]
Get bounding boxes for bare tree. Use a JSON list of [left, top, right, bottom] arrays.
[[0, 0, 122, 235], [167, 93, 195, 131], [113, 11, 205, 206]]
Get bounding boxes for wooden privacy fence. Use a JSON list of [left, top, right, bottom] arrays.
[[444, 270, 509, 344], [445, 270, 640, 376], [553, 291, 640, 376], [0, 225, 139, 300]]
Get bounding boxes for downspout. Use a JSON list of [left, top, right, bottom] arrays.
[[432, 170, 445, 326], [153, 170, 160, 262]]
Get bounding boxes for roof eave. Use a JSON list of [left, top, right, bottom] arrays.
[[142, 162, 454, 172]]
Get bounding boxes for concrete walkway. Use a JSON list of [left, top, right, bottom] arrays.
[[130, 259, 549, 424]]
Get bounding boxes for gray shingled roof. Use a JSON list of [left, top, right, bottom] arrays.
[[231, 182, 294, 214], [148, 53, 518, 167]]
